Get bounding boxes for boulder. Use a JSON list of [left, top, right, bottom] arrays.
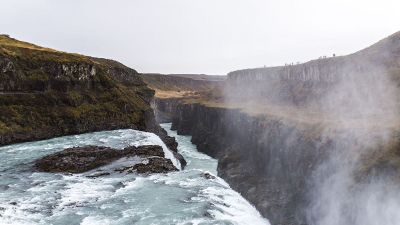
[[34, 146, 130, 173], [123, 145, 164, 157], [202, 172, 216, 180], [131, 157, 178, 174], [34, 145, 180, 174], [172, 151, 187, 168]]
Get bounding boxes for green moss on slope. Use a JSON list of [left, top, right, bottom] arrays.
[[0, 35, 154, 145]]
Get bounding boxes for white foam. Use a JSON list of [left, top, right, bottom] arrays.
[[201, 186, 270, 225], [0, 126, 269, 225], [114, 177, 146, 195], [81, 216, 113, 225], [58, 176, 115, 208], [133, 132, 181, 170]]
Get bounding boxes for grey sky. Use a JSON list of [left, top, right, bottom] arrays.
[[1, 0, 399, 74]]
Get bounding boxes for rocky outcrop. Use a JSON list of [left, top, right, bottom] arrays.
[[228, 31, 400, 84], [153, 98, 182, 123], [35, 145, 178, 174], [168, 103, 328, 225], [159, 102, 400, 225], [122, 157, 178, 174], [154, 31, 400, 225], [142, 106, 186, 167], [140, 73, 224, 93], [226, 32, 400, 107], [0, 35, 180, 157], [148, 31, 400, 225]]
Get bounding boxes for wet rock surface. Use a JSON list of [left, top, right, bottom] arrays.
[[34, 145, 178, 174], [202, 172, 216, 180], [0, 35, 165, 152], [116, 157, 178, 174], [163, 101, 325, 225], [124, 145, 165, 158]]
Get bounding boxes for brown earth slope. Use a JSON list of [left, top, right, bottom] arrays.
[[0, 35, 157, 146]]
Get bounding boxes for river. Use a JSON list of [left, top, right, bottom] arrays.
[[0, 123, 269, 225]]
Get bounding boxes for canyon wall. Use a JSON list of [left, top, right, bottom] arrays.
[[153, 31, 400, 225], [226, 32, 400, 108], [0, 35, 178, 156], [163, 102, 324, 225], [228, 31, 400, 84], [158, 98, 400, 225]]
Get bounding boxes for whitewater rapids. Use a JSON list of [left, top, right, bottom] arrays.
[[0, 123, 269, 225]]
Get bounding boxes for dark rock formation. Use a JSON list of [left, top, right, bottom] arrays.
[[172, 150, 186, 169], [168, 103, 326, 225], [152, 31, 400, 225], [226, 31, 400, 108], [124, 145, 165, 157], [228, 31, 400, 84], [202, 172, 216, 180], [86, 172, 111, 178], [35, 145, 178, 174], [35, 146, 129, 173], [0, 35, 168, 150], [127, 158, 178, 174], [140, 73, 224, 94], [0, 35, 183, 168]]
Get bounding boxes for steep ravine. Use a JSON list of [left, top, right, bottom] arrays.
[[156, 99, 400, 225], [155, 100, 321, 225], [142, 32, 400, 225]]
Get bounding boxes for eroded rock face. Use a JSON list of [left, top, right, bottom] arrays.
[[0, 35, 159, 147], [166, 102, 325, 225], [117, 158, 178, 174], [35, 146, 126, 173], [34, 145, 178, 174], [124, 145, 165, 157], [202, 172, 216, 180]]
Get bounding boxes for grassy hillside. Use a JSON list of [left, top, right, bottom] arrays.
[[0, 35, 155, 145], [140, 73, 223, 99]]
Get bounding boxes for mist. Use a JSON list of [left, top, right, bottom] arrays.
[[221, 34, 400, 224], [3, 1, 400, 225], [307, 65, 400, 225]]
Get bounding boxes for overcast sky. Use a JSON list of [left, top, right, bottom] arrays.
[[1, 0, 399, 74]]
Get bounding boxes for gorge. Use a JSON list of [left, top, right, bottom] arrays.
[[0, 35, 268, 224], [148, 31, 400, 225], [2, 30, 400, 225]]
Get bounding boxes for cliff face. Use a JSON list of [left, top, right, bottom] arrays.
[[226, 32, 400, 107], [140, 73, 224, 92], [0, 35, 166, 148], [166, 103, 323, 225], [140, 73, 224, 100], [158, 100, 400, 225], [228, 31, 400, 84], [140, 73, 225, 123], [154, 31, 400, 225]]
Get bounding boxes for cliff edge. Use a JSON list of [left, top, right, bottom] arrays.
[[0, 35, 159, 147]]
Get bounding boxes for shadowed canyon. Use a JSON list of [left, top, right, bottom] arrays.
[[145, 31, 400, 225], [1, 30, 400, 225]]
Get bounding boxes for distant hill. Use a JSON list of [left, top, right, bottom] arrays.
[[228, 31, 400, 83], [140, 73, 224, 99], [161, 74, 226, 81]]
